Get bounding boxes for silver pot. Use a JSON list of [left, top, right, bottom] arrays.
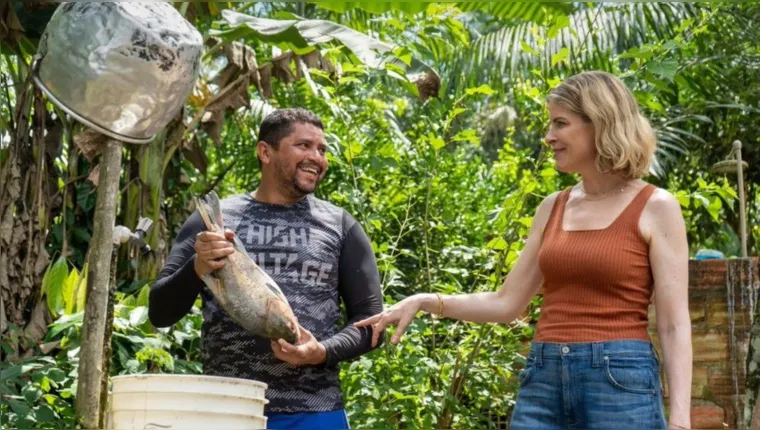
[[32, 2, 203, 144]]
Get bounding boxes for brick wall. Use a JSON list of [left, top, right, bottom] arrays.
[[649, 258, 759, 430]]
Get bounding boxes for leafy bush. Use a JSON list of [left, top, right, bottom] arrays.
[[1, 261, 202, 429]]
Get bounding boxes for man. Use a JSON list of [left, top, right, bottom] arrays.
[[149, 108, 384, 429]]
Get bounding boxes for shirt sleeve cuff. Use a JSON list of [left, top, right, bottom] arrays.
[[320, 338, 339, 368]]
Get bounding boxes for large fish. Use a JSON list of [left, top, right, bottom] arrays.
[[194, 191, 299, 344]]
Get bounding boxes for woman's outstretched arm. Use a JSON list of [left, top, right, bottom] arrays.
[[355, 192, 560, 346]]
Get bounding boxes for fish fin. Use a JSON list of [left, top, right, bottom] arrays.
[[255, 264, 289, 304], [265, 281, 285, 300], [200, 273, 222, 296]]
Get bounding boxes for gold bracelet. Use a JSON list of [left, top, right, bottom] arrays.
[[433, 293, 444, 319]]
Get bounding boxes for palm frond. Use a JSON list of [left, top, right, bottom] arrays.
[[248, 98, 276, 128], [649, 112, 714, 177], [446, 3, 701, 94], [308, 2, 427, 15], [457, 2, 574, 24]]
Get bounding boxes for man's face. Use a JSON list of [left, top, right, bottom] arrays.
[[268, 123, 328, 198]]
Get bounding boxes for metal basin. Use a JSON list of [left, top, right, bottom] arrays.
[[32, 2, 203, 144]]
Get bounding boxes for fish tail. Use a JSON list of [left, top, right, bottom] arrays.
[[195, 191, 224, 233]]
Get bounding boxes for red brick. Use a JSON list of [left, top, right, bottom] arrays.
[[692, 331, 730, 362], [690, 300, 708, 324], [691, 365, 711, 398], [708, 368, 745, 396], [706, 299, 752, 329], [690, 400, 726, 429], [718, 396, 743, 430], [690, 260, 727, 290]]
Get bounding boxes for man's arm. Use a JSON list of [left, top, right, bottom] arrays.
[[319, 213, 385, 367], [148, 211, 206, 328]]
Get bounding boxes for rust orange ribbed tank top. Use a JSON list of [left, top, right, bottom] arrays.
[[534, 184, 656, 342]]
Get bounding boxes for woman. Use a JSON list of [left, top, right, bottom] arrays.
[[356, 71, 692, 429]]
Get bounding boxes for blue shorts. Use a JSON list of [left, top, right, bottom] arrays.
[[510, 340, 667, 430], [267, 409, 349, 430]]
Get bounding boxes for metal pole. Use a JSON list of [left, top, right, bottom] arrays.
[[75, 138, 123, 429], [734, 140, 747, 258]]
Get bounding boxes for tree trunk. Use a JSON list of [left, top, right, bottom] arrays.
[[75, 138, 123, 429], [0, 78, 56, 358]]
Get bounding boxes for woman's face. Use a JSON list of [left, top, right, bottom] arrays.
[[544, 102, 596, 174]]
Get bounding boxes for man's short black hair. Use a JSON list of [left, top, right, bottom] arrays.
[[258, 108, 324, 149]]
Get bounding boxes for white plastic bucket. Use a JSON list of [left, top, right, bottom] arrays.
[[108, 409, 267, 429], [107, 374, 268, 429], [110, 374, 267, 399]]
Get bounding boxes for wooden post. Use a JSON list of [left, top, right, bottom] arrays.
[[734, 140, 747, 258], [75, 138, 123, 429], [98, 249, 118, 428]]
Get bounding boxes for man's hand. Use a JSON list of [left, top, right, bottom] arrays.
[[271, 326, 327, 366], [194, 229, 235, 278]]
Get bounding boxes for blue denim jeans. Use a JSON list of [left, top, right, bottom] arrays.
[[510, 340, 667, 430]]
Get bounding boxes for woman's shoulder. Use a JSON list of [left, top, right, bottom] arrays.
[[639, 184, 685, 243], [537, 190, 564, 214], [532, 190, 564, 230], [642, 184, 682, 215]]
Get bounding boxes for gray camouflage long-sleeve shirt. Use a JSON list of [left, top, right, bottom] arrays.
[[149, 193, 384, 413]]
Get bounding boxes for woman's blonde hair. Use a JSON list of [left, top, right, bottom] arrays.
[[546, 71, 656, 179]]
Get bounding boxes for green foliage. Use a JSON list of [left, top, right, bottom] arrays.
[[310, 2, 427, 15], [212, 9, 435, 77], [40, 258, 88, 318], [0, 287, 202, 429], [446, 3, 701, 94], [40, 257, 68, 318], [134, 346, 175, 373], [0, 339, 78, 429]]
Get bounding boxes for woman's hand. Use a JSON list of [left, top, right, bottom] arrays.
[[354, 294, 430, 347]]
